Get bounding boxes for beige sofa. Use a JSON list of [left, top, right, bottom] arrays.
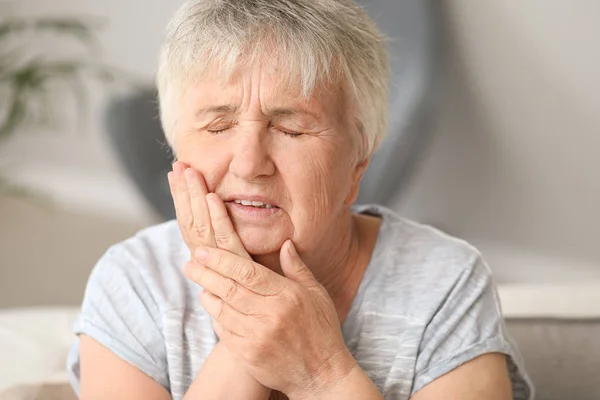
[[507, 319, 600, 400], [2, 286, 600, 400]]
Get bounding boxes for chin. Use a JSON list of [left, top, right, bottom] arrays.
[[236, 225, 287, 256]]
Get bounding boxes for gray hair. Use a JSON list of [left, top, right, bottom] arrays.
[[157, 0, 389, 160]]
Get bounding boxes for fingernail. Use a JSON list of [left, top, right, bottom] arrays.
[[205, 193, 217, 206], [172, 162, 181, 178], [195, 247, 208, 261], [184, 168, 193, 185], [287, 240, 297, 257], [182, 261, 193, 277]]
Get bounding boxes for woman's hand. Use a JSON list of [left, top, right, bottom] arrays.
[[168, 161, 271, 400], [169, 161, 247, 257], [184, 228, 358, 399]]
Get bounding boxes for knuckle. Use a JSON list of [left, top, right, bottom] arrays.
[[285, 289, 303, 308], [213, 230, 230, 246], [271, 311, 286, 331], [238, 263, 259, 284], [177, 214, 194, 230], [223, 279, 238, 303], [192, 223, 211, 239], [216, 298, 226, 320]]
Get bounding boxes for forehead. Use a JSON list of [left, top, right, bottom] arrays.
[[182, 61, 348, 121]]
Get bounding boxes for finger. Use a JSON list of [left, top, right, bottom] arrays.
[[169, 164, 191, 246], [200, 290, 248, 337], [184, 260, 258, 315], [195, 247, 281, 296], [212, 319, 234, 342], [280, 240, 317, 286], [168, 166, 182, 217], [184, 168, 216, 247], [170, 162, 194, 234], [206, 193, 249, 259]]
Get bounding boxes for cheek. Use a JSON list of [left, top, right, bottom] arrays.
[[176, 135, 230, 191], [280, 142, 353, 222]]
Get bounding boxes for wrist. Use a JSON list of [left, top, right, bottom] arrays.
[[323, 363, 383, 400], [185, 341, 271, 400], [288, 349, 357, 400]]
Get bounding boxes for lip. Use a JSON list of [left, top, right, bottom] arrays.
[[222, 194, 280, 208], [225, 201, 282, 219], [220, 193, 282, 221]]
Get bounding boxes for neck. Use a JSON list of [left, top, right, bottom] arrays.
[[253, 208, 370, 321]]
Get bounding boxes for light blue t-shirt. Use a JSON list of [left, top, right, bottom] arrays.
[[67, 204, 533, 399]]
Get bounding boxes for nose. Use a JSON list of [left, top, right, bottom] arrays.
[[229, 130, 275, 181]]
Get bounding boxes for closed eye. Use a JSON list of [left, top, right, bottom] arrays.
[[208, 126, 303, 137], [206, 119, 235, 135], [280, 130, 302, 138], [273, 126, 303, 138], [207, 128, 228, 135]]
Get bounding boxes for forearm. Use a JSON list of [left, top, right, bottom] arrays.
[[184, 342, 271, 400], [288, 354, 383, 400], [318, 364, 384, 400]]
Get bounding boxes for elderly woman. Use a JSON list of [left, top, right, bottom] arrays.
[[67, 1, 532, 399]]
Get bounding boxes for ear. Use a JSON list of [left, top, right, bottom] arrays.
[[344, 156, 371, 206]]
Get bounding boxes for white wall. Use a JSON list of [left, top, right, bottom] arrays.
[[0, 0, 181, 222], [0, 194, 146, 307], [398, 1, 600, 277], [1, 0, 599, 305]]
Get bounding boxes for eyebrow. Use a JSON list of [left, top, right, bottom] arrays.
[[267, 107, 321, 120], [195, 104, 320, 120], [195, 105, 238, 119]]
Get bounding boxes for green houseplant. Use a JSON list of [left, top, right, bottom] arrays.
[[0, 14, 118, 198]]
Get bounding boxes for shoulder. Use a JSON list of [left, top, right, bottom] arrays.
[[106, 219, 187, 265], [352, 206, 534, 398], [356, 204, 487, 280], [87, 219, 192, 311], [353, 204, 492, 319], [68, 220, 188, 394]]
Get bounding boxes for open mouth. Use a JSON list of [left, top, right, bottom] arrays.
[[231, 199, 277, 209]]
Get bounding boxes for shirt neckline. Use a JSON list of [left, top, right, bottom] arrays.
[[341, 204, 391, 341]]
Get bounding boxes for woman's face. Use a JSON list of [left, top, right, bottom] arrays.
[[175, 66, 366, 255]]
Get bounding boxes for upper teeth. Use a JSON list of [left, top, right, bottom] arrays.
[[234, 199, 274, 209]]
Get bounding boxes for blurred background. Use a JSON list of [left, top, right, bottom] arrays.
[[1, 1, 599, 399]]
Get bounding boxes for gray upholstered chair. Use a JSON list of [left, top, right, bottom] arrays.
[[105, 0, 439, 221], [105, 88, 175, 220], [354, 0, 439, 205]]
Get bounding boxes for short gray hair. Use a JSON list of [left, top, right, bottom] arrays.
[[157, 0, 389, 160]]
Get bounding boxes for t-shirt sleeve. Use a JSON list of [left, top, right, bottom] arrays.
[[410, 255, 533, 399], [66, 247, 169, 395]]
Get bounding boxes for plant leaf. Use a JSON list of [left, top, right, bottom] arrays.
[[0, 89, 27, 142], [0, 17, 102, 50], [0, 15, 132, 144], [0, 20, 27, 39], [66, 74, 89, 134], [0, 174, 55, 209]]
